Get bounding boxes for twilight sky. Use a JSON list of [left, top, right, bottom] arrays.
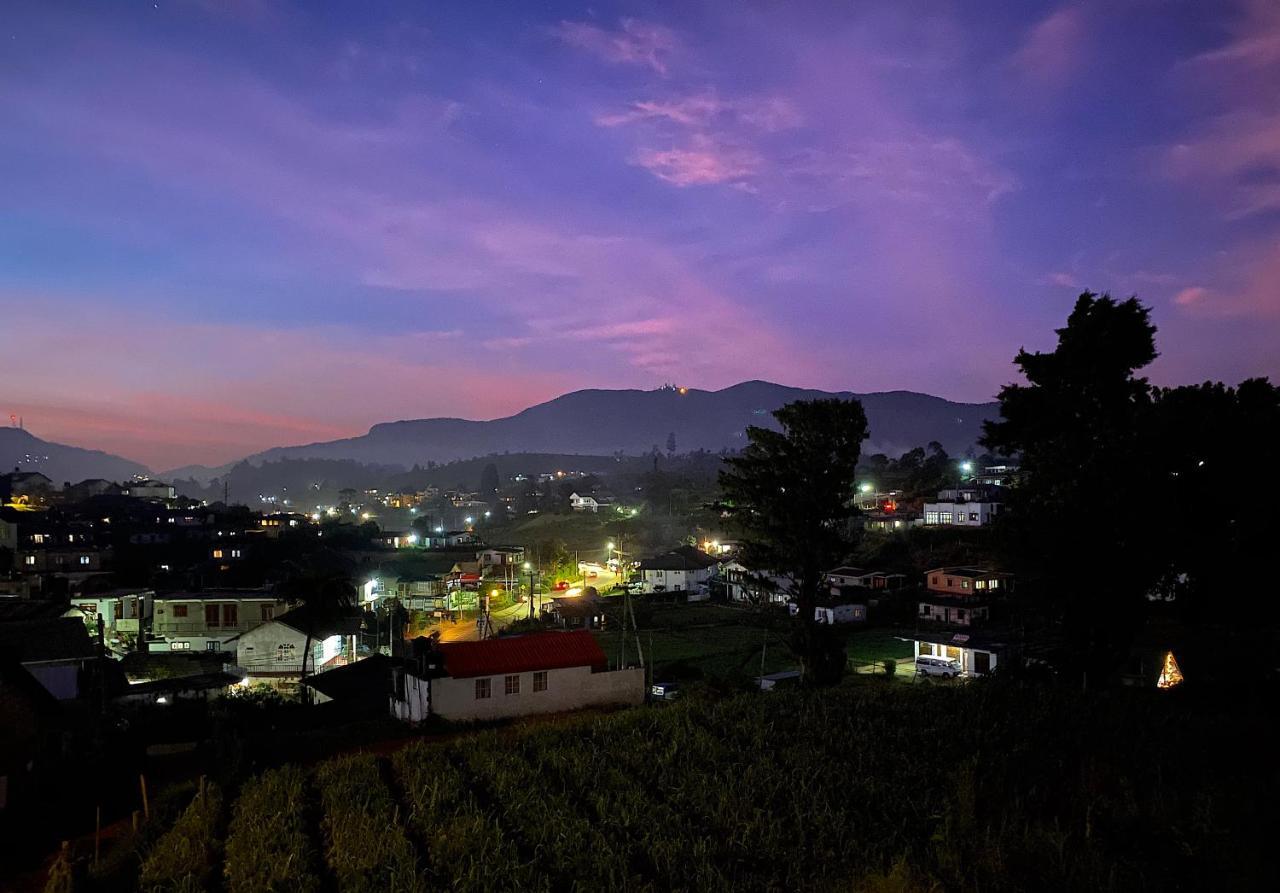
[[2, 0, 1278, 470]]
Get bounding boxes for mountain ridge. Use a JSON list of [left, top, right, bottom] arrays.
[[0, 427, 151, 484], [237, 381, 998, 473]]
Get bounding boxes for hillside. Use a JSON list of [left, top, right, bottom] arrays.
[[246, 381, 999, 469], [0, 427, 149, 484], [49, 680, 1271, 891]]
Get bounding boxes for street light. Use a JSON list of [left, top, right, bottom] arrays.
[[859, 482, 874, 494], [523, 562, 536, 619]]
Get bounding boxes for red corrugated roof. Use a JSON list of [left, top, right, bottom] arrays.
[[437, 630, 607, 678]]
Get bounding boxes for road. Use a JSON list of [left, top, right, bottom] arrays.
[[434, 592, 557, 642]]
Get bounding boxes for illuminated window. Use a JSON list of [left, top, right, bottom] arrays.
[[212, 549, 224, 559], [24, 555, 35, 566], [475, 678, 492, 700], [925, 512, 939, 524], [988, 580, 999, 590], [533, 671, 548, 692], [504, 674, 520, 695], [940, 513, 953, 525], [230, 549, 241, 558], [79, 555, 91, 566], [32, 534, 45, 544], [962, 580, 969, 589], [975, 581, 986, 590]]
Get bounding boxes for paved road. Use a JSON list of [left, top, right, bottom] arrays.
[[434, 593, 556, 642]]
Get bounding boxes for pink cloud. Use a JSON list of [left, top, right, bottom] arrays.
[[631, 136, 762, 187], [1011, 5, 1087, 89], [555, 18, 678, 75], [596, 92, 801, 132], [1174, 286, 1209, 307]]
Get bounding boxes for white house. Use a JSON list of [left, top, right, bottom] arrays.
[[150, 590, 286, 653], [569, 492, 606, 512], [910, 631, 1013, 678], [636, 546, 719, 594], [826, 567, 908, 592], [429, 630, 643, 722], [723, 561, 791, 604], [233, 606, 360, 684], [922, 488, 1001, 527], [300, 653, 434, 724]]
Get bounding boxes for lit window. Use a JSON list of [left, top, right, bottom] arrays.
[[925, 512, 939, 524], [79, 555, 91, 566], [533, 671, 548, 692], [475, 678, 492, 700], [504, 674, 520, 695], [975, 581, 986, 590], [212, 549, 224, 559], [940, 513, 953, 525], [24, 555, 36, 566], [230, 549, 241, 558], [988, 580, 999, 590], [32, 534, 45, 544], [962, 580, 969, 589]]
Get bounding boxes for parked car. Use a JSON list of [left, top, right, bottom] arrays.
[[915, 656, 962, 678], [553, 580, 571, 591]]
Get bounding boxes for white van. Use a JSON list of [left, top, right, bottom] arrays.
[[915, 655, 962, 678]]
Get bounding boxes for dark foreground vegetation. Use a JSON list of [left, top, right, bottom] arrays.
[[46, 677, 1271, 892]]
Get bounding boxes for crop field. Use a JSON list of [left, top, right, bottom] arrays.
[[50, 680, 1271, 892]]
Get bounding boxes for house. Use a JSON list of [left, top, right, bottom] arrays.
[[569, 492, 615, 513], [123, 480, 176, 501], [544, 592, 606, 630], [429, 630, 644, 722], [922, 487, 1001, 527], [300, 653, 435, 724], [925, 567, 1013, 596], [115, 670, 243, 706], [723, 561, 790, 604], [863, 511, 922, 532], [909, 630, 1015, 678], [422, 529, 475, 548], [63, 479, 122, 502], [917, 595, 989, 627], [0, 471, 55, 506], [150, 590, 287, 653], [788, 602, 868, 624], [376, 530, 418, 549], [233, 605, 361, 684], [826, 567, 908, 592], [67, 588, 154, 651], [636, 545, 719, 594], [0, 618, 97, 699], [478, 545, 526, 571]]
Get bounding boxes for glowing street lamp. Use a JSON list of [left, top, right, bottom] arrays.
[[960, 461, 974, 475], [859, 483, 874, 494]]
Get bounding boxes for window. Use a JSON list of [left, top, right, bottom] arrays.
[[962, 580, 970, 589], [975, 581, 986, 590], [24, 555, 35, 566], [533, 671, 548, 692], [988, 579, 999, 590], [205, 604, 220, 627], [504, 674, 521, 695], [212, 549, 224, 559], [475, 678, 492, 700], [230, 549, 242, 558], [925, 512, 939, 525], [32, 533, 45, 544], [206, 641, 221, 651], [170, 641, 190, 651], [223, 604, 238, 626], [930, 576, 939, 586], [939, 513, 953, 525], [79, 555, 91, 566], [969, 513, 979, 522], [261, 604, 274, 621], [173, 604, 188, 618]]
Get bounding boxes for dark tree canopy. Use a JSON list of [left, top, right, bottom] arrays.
[[478, 462, 501, 497], [719, 397, 869, 684], [982, 292, 1163, 679]]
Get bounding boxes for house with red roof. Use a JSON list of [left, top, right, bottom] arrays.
[[430, 630, 643, 722]]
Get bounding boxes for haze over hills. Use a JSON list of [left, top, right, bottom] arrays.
[[0, 426, 150, 484], [232, 381, 998, 475]]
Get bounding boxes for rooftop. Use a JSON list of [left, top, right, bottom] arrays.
[[437, 630, 607, 678]]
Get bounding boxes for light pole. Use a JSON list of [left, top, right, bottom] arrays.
[[524, 561, 536, 619]]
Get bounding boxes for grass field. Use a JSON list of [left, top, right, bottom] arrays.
[[53, 680, 1274, 892]]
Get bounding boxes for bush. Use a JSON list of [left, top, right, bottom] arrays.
[[224, 765, 320, 892], [137, 782, 222, 891], [882, 659, 896, 677]]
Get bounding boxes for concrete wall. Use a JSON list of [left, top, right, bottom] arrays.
[[392, 671, 431, 724], [431, 665, 644, 722]]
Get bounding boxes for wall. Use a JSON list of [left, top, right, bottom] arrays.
[[392, 671, 431, 724], [431, 665, 644, 722], [25, 661, 81, 700]]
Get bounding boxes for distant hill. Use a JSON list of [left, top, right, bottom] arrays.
[[0, 427, 150, 484], [244, 381, 998, 469]]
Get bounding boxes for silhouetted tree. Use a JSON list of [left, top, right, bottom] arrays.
[[719, 398, 869, 685], [276, 558, 356, 682], [983, 292, 1163, 682], [478, 462, 501, 497], [666, 432, 677, 457]]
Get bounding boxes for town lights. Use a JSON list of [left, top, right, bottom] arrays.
[[465, 516, 473, 525], [859, 483, 874, 494], [960, 461, 974, 474], [607, 541, 615, 551]]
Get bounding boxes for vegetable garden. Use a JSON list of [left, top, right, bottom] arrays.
[[48, 679, 1273, 891]]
